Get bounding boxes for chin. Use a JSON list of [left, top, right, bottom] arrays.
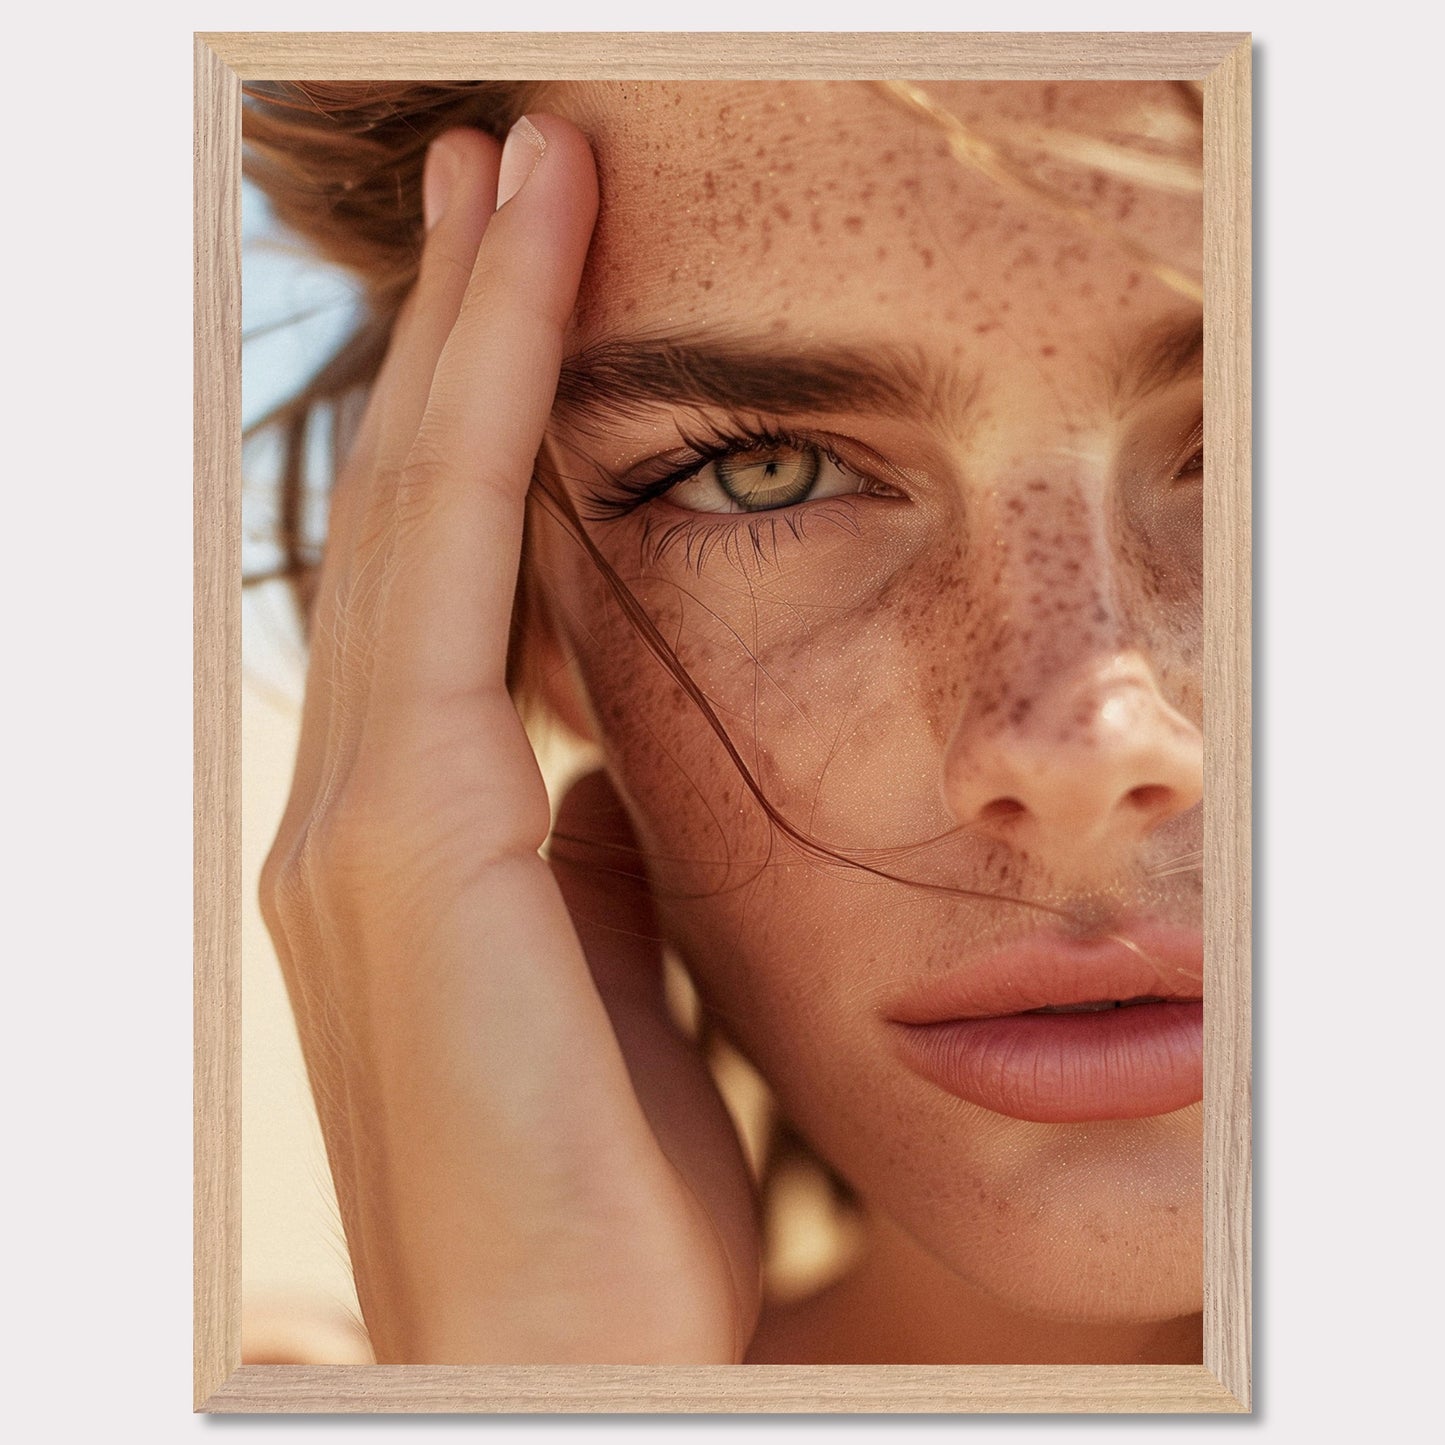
[[878, 1102, 1205, 1326], [967, 1234, 1205, 1327]]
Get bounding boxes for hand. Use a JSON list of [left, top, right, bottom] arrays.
[[258, 117, 761, 1364]]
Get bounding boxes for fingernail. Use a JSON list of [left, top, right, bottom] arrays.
[[423, 137, 462, 232], [496, 116, 547, 209]]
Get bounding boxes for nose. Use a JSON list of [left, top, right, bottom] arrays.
[[943, 650, 1203, 855]]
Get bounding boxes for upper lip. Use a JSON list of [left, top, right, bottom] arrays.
[[885, 920, 1204, 1024]]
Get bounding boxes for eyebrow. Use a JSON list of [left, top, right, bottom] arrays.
[[1111, 314, 1204, 409], [554, 335, 979, 435], [553, 314, 1204, 435]]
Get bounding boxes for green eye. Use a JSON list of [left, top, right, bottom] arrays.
[[649, 432, 882, 517], [714, 445, 822, 511], [665, 440, 870, 515]]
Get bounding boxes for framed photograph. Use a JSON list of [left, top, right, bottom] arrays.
[[196, 30, 1251, 1413]]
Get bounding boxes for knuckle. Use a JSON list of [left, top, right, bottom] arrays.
[[305, 773, 399, 876], [256, 837, 291, 939], [258, 777, 397, 933], [456, 241, 510, 311], [397, 431, 522, 523], [457, 240, 566, 337], [396, 445, 448, 513], [460, 281, 559, 352], [419, 243, 476, 297], [258, 825, 318, 948]]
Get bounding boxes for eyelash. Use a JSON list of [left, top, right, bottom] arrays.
[[1170, 419, 1204, 481], [580, 416, 885, 571], [583, 418, 861, 515]]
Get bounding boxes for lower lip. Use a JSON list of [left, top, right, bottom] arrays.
[[891, 1000, 1203, 1123]]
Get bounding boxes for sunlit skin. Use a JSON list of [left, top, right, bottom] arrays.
[[532, 82, 1204, 1356], [261, 79, 1206, 1366]]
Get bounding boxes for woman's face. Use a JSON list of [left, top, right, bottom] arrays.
[[536, 80, 1205, 1323]]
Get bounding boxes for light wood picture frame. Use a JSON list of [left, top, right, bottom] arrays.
[[195, 30, 1251, 1414]]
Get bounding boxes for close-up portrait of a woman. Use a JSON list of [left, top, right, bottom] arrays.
[[238, 73, 1216, 1369]]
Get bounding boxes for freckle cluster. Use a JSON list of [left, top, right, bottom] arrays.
[[575, 82, 1199, 373]]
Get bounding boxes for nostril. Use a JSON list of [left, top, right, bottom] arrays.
[[979, 797, 1026, 822], [1124, 784, 1174, 815]]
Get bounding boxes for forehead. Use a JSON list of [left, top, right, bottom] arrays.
[[549, 80, 1202, 368]]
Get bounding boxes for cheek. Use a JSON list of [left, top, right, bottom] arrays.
[[554, 516, 983, 864], [546, 537, 779, 896]]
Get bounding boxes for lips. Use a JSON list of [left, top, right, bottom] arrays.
[[886, 923, 1203, 1122]]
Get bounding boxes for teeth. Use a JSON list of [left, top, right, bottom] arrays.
[[1028, 996, 1167, 1015]]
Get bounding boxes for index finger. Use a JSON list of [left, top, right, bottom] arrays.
[[279, 127, 504, 821], [368, 113, 599, 710]]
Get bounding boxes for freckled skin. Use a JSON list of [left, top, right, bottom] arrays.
[[533, 81, 1205, 1335]]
